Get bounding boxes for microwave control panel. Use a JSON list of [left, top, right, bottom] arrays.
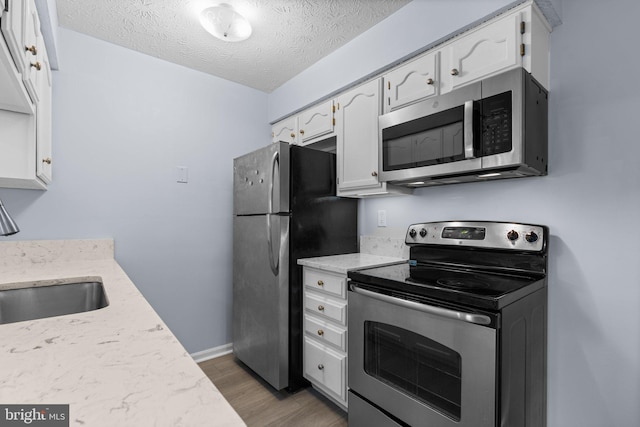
[[481, 91, 512, 156]]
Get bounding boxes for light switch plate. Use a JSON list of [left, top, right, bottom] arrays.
[[377, 210, 387, 227], [176, 166, 189, 183]]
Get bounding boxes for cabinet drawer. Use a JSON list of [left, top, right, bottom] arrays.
[[305, 314, 347, 351], [304, 337, 346, 400], [304, 268, 346, 298], [305, 292, 346, 325]]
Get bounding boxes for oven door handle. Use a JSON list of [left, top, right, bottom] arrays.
[[349, 283, 492, 326]]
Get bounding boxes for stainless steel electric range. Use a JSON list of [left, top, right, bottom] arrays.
[[347, 221, 548, 427]]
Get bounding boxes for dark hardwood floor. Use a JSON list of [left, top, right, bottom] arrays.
[[199, 354, 348, 427]]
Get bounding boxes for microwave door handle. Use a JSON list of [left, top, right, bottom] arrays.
[[349, 283, 491, 326], [464, 100, 475, 159]]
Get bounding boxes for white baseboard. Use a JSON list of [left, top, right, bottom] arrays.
[[190, 343, 233, 363]]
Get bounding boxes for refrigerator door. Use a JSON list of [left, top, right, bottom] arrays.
[[233, 142, 290, 215], [233, 213, 290, 390]]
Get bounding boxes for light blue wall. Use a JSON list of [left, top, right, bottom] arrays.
[[0, 28, 269, 353], [268, 0, 640, 426]]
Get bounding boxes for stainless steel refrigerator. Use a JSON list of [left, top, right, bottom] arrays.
[[233, 141, 357, 391]]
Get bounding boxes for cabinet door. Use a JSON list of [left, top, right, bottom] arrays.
[[336, 79, 382, 193], [383, 51, 439, 113], [21, 1, 41, 103], [1, 0, 26, 74], [299, 100, 334, 145], [271, 116, 298, 144], [447, 10, 521, 90], [304, 337, 347, 401]]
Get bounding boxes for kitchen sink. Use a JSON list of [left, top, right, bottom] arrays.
[[0, 281, 109, 325]]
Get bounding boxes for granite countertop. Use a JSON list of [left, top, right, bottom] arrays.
[[0, 239, 245, 427], [297, 252, 406, 275]]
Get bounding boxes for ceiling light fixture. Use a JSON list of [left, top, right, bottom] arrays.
[[200, 4, 252, 42]]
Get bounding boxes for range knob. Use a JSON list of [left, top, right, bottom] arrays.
[[525, 231, 539, 243], [507, 230, 519, 241], [419, 228, 427, 237], [409, 228, 417, 238]]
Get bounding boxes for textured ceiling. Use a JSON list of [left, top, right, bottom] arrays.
[[56, 0, 412, 93]]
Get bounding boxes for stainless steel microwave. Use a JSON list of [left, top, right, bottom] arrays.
[[378, 68, 548, 187]]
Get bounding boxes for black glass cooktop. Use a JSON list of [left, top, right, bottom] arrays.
[[348, 262, 545, 310]]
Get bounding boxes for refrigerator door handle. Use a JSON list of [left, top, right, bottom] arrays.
[[266, 150, 280, 276]]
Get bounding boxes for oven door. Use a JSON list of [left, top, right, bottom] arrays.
[[348, 283, 497, 427]]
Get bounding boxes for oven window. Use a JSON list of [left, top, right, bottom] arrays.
[[364, 321, 462, 420], [382, 105, 466, 171]]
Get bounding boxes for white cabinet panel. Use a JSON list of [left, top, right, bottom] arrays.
[[271, 116, 298, 144], [305, 314, 346, 351], [304, 268, 346, 299], [305, 292, 346, 325], [304, 338, 346, 401], [447, 9, 521, 89], [299, 99, 334, 145], [383, 51, 439, 113], [336, 79, 382, 193]]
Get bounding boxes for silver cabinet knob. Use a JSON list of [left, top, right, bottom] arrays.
[[451, 68, 459, 76], [317, 305, 325, 311], [317, 329, 324, 336], [317, 364, 324, 370], [317, 280, 324, 287], [426, 78, 434, 85], [42, 157, 52, 164], [371, 171, 378, 177]]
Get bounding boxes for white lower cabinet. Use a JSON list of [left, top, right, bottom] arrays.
[[302, 267, 349, 410]]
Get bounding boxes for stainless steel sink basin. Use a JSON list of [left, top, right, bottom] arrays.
[[0, 281, 109, 325]]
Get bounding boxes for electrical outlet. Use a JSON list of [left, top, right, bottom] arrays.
[[377, 210, 387, 227], [176, 166, 189, 183]]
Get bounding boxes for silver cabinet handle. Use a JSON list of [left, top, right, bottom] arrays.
[[349, 283, 491, 325]]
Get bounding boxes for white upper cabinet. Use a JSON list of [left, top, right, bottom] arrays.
[[336, 79, 382, 193], [0, 0, 53, 190], [0, 0, 33, 114], [383, 50, 440, 113], [271, 116, 298, 144], [21, 1, 42, 104], [298, 100, 334, 145], [447, 11, 521, 90], [446, 3, 550, 90]]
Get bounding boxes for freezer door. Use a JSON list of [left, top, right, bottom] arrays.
[[233, 142, 290, 215], [233, 214, 290, 390]]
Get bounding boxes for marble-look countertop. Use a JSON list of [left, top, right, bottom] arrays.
[[297, 253, 406, 275], [0, 239, 245, 427]]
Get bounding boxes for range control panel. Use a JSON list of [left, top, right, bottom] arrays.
[[405, 221, 546, 252]]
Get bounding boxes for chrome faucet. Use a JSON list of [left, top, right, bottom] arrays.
[[0, 198, 19, 236]]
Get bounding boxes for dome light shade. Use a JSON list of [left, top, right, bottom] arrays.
[[200, 4, 252, 42]]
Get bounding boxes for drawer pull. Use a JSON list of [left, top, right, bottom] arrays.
[[317, 329, 324, 336], [317, 364, 324, 370], [426, 78, 434, 85], [317, 280, 324, 287], [317, 305, 325, 312]]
